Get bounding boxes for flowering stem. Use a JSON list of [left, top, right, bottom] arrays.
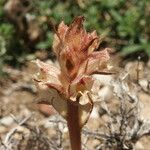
[[67, 101, 81, 150]]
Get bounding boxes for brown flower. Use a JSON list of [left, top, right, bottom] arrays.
[[33, 16, 110, 127]]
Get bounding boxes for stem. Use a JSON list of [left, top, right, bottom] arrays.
[[67, 101, 81, 150]]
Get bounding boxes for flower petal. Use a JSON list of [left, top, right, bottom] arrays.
[[53, 21, 68, 56], [33, 59, 63, 93], [69, 76, 94, 99], [84, 48, 110, 75], [35, 82, 68, 119], [87, 31, 99, 54], [58, 21, 68, 39], [77, 91, 93, 127], [65, 16, 85, 52]]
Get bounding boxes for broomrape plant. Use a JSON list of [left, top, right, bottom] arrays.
[[33, 16, 111, 150]]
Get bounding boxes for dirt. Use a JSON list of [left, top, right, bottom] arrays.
[[0, 59, 150, 150]]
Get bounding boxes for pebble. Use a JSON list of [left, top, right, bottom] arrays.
[[0, 116, 14, 126], [0, 126, 7, 133], [139, 79, 149, 91], [135, 141, 144, 149]]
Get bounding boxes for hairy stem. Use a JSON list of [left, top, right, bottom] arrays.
[[67, 101, 81, 150]]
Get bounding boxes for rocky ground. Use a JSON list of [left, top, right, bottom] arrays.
[[0, 58, 150, 150]]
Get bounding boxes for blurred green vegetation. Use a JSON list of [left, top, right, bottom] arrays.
[[0, 0, 149, 74]]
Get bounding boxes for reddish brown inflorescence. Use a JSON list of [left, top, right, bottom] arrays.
[[33, 16, 111, 150]]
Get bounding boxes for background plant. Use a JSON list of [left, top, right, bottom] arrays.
[[0, 0, 149, 75]]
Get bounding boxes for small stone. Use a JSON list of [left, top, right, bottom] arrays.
[[0, 126, 7, 133], [0, 116, 14, 126], [139, 79, 148, 91], [135, 141, 144, 149]]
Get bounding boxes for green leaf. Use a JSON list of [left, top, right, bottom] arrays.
[[110, 10, 122, 22], [144, 44, 150, 56], [121, 45, 143, 55]]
